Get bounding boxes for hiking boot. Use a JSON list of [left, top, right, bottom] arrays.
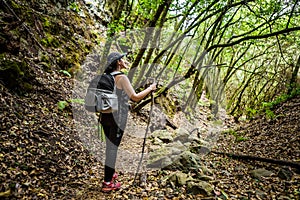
[[102, 181, 121, 192]]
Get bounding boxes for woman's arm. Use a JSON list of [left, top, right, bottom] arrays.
[[116, 75, 156, 102]]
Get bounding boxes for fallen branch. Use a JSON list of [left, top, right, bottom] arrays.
[[211, 151, 300, 169]]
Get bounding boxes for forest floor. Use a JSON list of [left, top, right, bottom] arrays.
[[77, 94, 300, 200], [1, 66, 299, 199]]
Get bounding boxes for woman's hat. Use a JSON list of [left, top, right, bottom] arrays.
[[107, 52, 127, 66]]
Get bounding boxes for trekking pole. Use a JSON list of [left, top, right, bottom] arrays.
[[133, 80, 155, 186]]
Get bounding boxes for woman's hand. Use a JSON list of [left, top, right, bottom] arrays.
[[148, 83, 157, 91]]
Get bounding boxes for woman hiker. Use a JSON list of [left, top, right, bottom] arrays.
[[101, 52, 157, 192]]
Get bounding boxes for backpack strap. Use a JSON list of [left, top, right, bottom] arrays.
[[110, 71, 123, 76], [97, 113, 102, 138], [109, 71, 123, 93]]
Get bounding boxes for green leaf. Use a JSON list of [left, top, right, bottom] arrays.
[[59, 70, 71, 77], [57, 101, 69, 111]]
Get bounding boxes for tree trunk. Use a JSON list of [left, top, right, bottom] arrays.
[[128, 0, 171, 82], [134, 2, 171, 87], [288, 56, 300, 95]]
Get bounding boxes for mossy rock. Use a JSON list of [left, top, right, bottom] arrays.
[[0, 54, 32, 90]]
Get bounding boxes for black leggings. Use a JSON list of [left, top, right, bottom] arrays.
[[101, 113, 124, 182]]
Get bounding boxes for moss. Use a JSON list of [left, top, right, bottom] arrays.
[[10, 0, 22, 10], [43, 17, 51, 29], [51, 37, 60, 48], [40, 33, 60, 48], [71, 52, 80, 62], [39, 62, 51, 72], [50, 20, 63, 35], [23, 82, 33, 91], [25, 10, 34, 26], [40, 53, 50, 63], [0, 54, 29, 89], [68, 63, 81, 76], [156, 95, 177, 117], [58, 53, 77, 70]]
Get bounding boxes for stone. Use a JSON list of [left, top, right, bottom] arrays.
[[166, 141, 187, 154], [198, 175, 214, 181], [147, 141, 188, 169], [164, 151, 202, 171], [150, 130, 174, 143], [189, 139, 210, 154], [168, 171, 191, 186], [147, 147, 173, 169], [187, 181, 214, 196], [174, 128, 190, 143], [200, 165, 213, 175], [250, 168, 273, 179], [278, 167, 293, 180], [152, 137, 164, 145]]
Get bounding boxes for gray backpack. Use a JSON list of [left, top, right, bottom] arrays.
[[84, 71, 123, 113]]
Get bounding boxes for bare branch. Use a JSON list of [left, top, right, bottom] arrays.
[[207, 26, 300, 52]]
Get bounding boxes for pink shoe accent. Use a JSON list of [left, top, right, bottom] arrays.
[[102, 181, 121, 192], [112, 172, 118, 181]]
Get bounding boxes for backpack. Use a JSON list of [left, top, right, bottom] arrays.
[[84, 71, 123, 113]]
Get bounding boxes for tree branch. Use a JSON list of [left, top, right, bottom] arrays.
[[211, 150, 300, 169], [207, 26, 300, 52]]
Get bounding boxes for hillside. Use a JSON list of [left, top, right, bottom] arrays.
[[0, 0, 105, 198], [207, 94, 300, 199]]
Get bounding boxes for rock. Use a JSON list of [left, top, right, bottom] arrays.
[[188, 134, 199, 142], [150, 130, 174, 143], [183, 142, 191, 147], [189, 139, 210, 154], [147, 147, 173, 169], [250, 168, 273, 179], [199, 165, 213, 175], [174, 128, 190, 143], [191, 145, 210, 154], [166, 140, 187, 154], [188, 134, 209, 145], [187, 181, 214, 196], [168, 171, 192, 186], [278, 167, 293, 180], [163, 151, 202, 171], [198, 175, 214, 181], [147, 141, 187, 168], [152, 137, 164, 145]]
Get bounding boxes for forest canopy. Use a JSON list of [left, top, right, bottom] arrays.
[[100, 0, 300, 120], [1, 0, 299, 120]]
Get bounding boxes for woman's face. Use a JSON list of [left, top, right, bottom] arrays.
[[118, 59, 129, 69]]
